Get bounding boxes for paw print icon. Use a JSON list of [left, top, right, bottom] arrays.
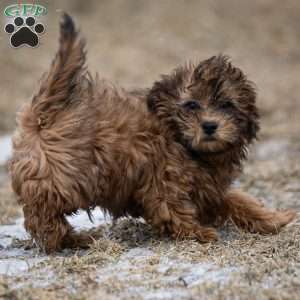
[[4, 16, 45, 48]]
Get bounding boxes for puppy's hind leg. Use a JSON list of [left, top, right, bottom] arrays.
[[23, 202, 94, 253], [20, 177, 96, 253], [23, 200, 71, 253], [223, 189, 296, 234]]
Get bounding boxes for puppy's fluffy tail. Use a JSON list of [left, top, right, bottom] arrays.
[[32, 13, 87, 128]]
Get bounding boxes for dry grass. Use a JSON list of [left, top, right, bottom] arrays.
[[1, 217, 299, 299]]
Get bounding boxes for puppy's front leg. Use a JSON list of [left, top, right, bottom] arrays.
[[143, 194, 218, 242], [223, 189, 296, 234]]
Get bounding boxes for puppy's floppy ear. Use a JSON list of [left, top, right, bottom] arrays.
[[243, 84, 260, 142], [147, 80, 163, 113], [148, 64, 195, 114], [147, 73, 181, 113], [246, 109, 260, 142], [147, 91, 157, 112], [247, 119, 259, 141]]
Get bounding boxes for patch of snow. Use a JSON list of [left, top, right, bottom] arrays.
[[0, 257, 45, 276], [178, 262, 237, 287], [122, 247, 155, 259], [95, 246, 239, 300], [0, 218, 27, 248], [68, 207, 107, 231], [0, 218, 48, 277], [14, 268, 57, 289], [0, 209, 107, 249], [143, 289, 188, 300], [0, 209, 108, 278]]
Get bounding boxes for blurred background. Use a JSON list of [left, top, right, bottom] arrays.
[[0, 0, 299, 134], [0, 0, 299, 215]]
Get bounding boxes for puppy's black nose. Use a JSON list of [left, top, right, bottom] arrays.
[[202, 121, 218, 135]]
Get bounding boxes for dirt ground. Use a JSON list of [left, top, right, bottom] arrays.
[[0, 1, 299, 299]]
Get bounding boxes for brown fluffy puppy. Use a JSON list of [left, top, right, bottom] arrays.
[[9, 14, 295, 253]]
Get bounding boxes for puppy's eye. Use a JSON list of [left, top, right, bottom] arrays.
[[182, 100, 201, 110], [220, 101, 235, 110]]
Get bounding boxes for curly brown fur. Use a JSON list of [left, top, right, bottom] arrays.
[[147, 55, 295, 233], [9, 14, 295, 253]]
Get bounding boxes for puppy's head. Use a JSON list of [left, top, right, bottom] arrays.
[[147, 55, 259, 155]]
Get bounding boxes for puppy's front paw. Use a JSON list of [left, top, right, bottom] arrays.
[[194, 227, 219, 242], [273, 209, 296, 229], [169, 221, 218, 243], [62, 231, 98, 249]]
